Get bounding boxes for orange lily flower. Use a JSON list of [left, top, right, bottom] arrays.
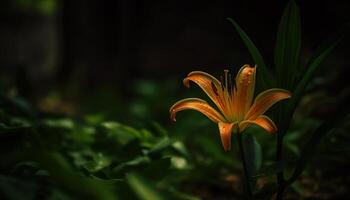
[[170, 65, 291, 151]]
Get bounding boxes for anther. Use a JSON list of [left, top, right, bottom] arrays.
[[228, 73, 233, 94], [233, 77, 237, 91], [220, 75, 224, 91], [224, 70, 229, 90]]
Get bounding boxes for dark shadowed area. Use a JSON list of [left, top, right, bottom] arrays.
[[0, 0, 349, 199]]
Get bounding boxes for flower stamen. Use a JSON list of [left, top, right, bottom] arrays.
[[224, 69, 229, 91]]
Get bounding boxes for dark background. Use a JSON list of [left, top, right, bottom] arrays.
[[0, 0, 350, 124], [0, 0, 349, 120]]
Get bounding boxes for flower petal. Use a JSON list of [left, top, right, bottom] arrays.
[[245, 89, 291, 120], [239, 115, 277, 133], [183, 71, 226, 115], [170, 98, 226, 123], [235, 65, 256, 120], [218, 122, 236, 151]]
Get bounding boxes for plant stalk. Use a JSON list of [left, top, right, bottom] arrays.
[[276, 181, 286, 200], [276, 129, 285, 199], [237, 130, 253, 198]]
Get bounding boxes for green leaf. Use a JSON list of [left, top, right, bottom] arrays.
[[290, 180, 304, 196], [147, 137, 174, 155], [280, 27, 344, 135], [151, 122, 168, 137], [84, 153, 111, 173], [35, 152, 117, 200], [0, 94, 36, 117], [42, 118, 74, 130], [243, 133, 262, 179], [112, 156, 150, 175], [127, 173, 164, 200], [172, 141, 190, 158], [171, 156, 190, 170], [292, 41, 342, 108], [274, 0, 301, 89], [227, 17, 272, 90], [101, 122, 141, 145]]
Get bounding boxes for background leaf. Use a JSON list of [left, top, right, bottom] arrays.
[[280, 28, 344, 135], [35, 152, 117, 200], [127, 173, 164, 200], [287, 100, 350, 184], [227, 17, 273, 90], [274, 0, 301, 89]]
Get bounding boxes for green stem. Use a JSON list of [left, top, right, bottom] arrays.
[[276, 182, 286, 200], [276, 104, 287, 200], [276, 133, 285, 200], [237, 130, 253, 198]]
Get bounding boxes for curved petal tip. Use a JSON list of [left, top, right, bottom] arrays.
[[218, 122, 236, 151], [169, 98, 225, 123], [183, 77, 190, 88]]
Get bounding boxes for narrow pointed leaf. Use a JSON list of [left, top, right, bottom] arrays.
[[280, 29, 344, 135], [274, 0, 301, 89], [227, 17, 272, 90], [127, 173, 164, 200], [289, 36, 344, 114], [35, 152, 117, 200]]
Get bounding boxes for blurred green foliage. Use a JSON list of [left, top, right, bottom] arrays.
[[0, 84, 241, 199], [1, 72, 348, 199], [13, 0, 56, 15]]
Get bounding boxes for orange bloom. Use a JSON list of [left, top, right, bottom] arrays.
[[170, 65, 291, 151]]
